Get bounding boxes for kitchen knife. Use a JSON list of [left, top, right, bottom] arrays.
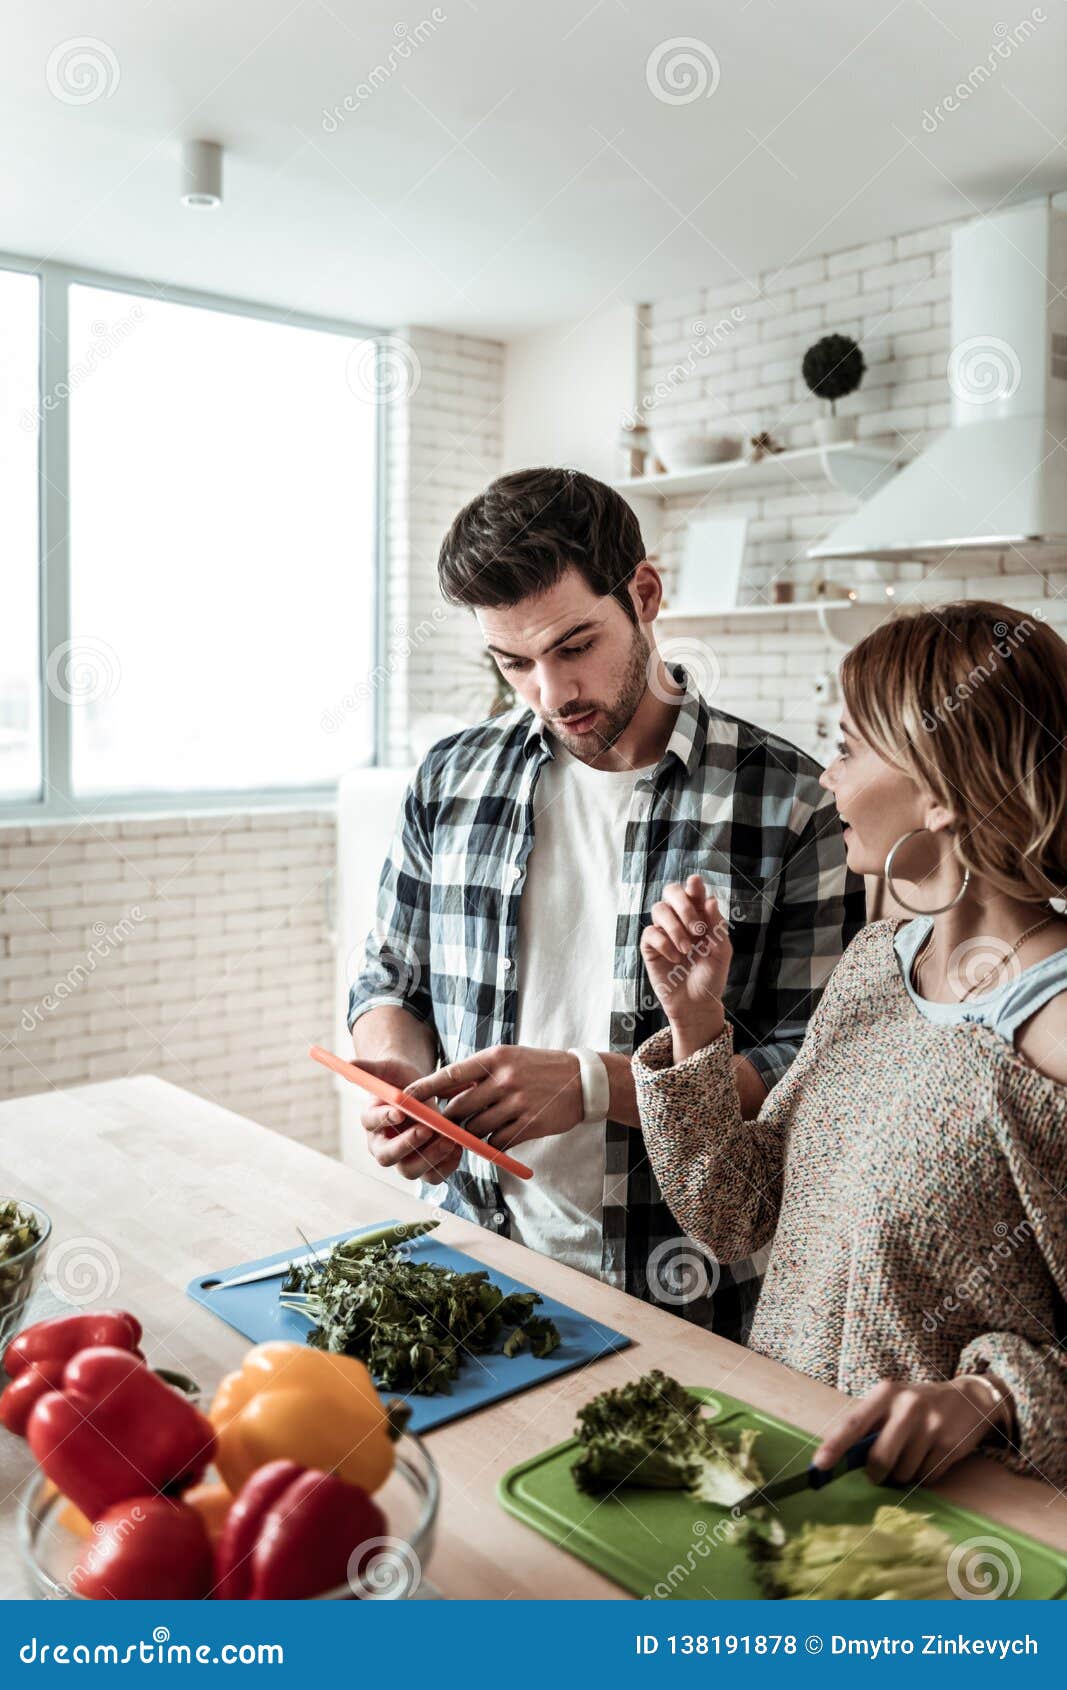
[[207, 1245, 339, 1291], [734, 1432, 879, 1514], [206, 1218, 442, 1291]]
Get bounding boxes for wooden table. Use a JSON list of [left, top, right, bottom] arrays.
[[2, 1075, 1065, 1600]]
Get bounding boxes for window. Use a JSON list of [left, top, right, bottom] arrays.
[[0, 266, 383, 815], [0, 271, 41, 801]]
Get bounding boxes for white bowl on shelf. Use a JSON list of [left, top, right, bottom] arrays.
[[650, 427, 742, 472]]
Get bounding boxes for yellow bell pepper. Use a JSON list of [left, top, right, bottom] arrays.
[[208, 1342, 403, 1495], [181, 1479, 233, 1546]]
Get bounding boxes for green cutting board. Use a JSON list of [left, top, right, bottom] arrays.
[[496, 1387, 1067, 1600]]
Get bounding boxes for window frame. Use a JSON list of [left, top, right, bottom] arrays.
[[0, 253, 387, 822]]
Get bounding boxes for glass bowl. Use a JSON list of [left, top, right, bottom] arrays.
[[0, 1199, 53, 1353], [19, 1429, 439, 1600]]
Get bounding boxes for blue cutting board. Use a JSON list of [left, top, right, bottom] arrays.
[[186, 1223, 632, 1434]]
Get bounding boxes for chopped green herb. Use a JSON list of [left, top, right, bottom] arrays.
[[279, 1225, 560, 1395], [523, 1315, 562, 1359]]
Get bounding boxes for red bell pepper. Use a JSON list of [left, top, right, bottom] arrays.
[[213, 1459, 302, 1599], [2, 1309, 142, 1380], [214, 1461, 385, 1600], [1, 1311, 145, 1443], [0, 1356, 67, 1437], [27, 1346, 215, 1522], [68, 1497, 213, 1601]]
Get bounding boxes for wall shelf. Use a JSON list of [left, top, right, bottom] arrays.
[[657, 596, 895, 647], [614, 442, 902, 556], [614, 442, 900, 504]]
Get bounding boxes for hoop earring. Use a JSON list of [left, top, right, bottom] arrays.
[[884, 827, 971, 915]]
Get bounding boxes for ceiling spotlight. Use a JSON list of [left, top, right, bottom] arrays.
[[181, 140, 223, 209]]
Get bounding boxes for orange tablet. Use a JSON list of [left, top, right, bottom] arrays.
[[308, 1045, 534, 1181]]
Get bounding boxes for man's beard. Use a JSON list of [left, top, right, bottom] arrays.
[[548, 626, 650, 764]]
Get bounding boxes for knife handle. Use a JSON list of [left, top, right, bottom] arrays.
[[809, 1431, 878, 1490]]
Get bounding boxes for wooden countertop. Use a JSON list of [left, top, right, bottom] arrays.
[[1, 1074, 1065, 1599]]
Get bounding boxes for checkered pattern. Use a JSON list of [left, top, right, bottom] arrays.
[[349, 669, 865, 1343]]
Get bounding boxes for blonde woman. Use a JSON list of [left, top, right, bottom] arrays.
[[634, 602, 1067, 1489]]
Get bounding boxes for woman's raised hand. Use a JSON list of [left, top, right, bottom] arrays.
[[640, 874, 731, 1061]]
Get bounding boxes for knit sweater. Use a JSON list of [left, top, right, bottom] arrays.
[[633, 920, 1067, 1485]]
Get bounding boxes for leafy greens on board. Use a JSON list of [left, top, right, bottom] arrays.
[[572, 1368, 764, 1507], [279, 1219, 560, 1394], [570, 1372, 959, 1599]]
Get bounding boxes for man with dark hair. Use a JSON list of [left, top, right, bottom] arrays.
[[348, 467, 864, 1342], [437, 465, 646, 624]]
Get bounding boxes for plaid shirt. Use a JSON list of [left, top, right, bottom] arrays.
[[348, 670, 865, 1344]]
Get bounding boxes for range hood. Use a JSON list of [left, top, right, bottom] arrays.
[[809, 199, 1067, 563]]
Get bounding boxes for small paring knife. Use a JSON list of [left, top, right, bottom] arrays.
[[734, 1432, 879, 1514], [204, 1245, 338, 1292], [204, 1218, 441, 1292]]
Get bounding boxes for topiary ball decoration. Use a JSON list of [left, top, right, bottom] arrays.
[[801, 333, 866, 413]]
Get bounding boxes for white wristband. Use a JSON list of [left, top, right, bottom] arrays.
[[568, 1046, 611, 1126]]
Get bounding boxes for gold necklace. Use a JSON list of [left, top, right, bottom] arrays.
[[915, 914, 1058, 1001]]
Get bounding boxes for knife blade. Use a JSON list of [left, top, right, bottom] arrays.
[[205, 1246, 337, 1291], [734, 1432, 878, 1514]]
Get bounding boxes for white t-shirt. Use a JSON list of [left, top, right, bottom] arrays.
[[496, 742, 645, 1278]]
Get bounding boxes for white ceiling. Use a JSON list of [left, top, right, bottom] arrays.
[[3, 0, 1065, 337]]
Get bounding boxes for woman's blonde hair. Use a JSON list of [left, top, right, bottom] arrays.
[[840, 601, 1067, 904]]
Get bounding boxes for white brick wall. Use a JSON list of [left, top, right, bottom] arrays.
[[0, 324, 508, 1148], [0, 809, 338, 1152], [383, 326, 506, 763], [638, 216, 1067, 756]]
